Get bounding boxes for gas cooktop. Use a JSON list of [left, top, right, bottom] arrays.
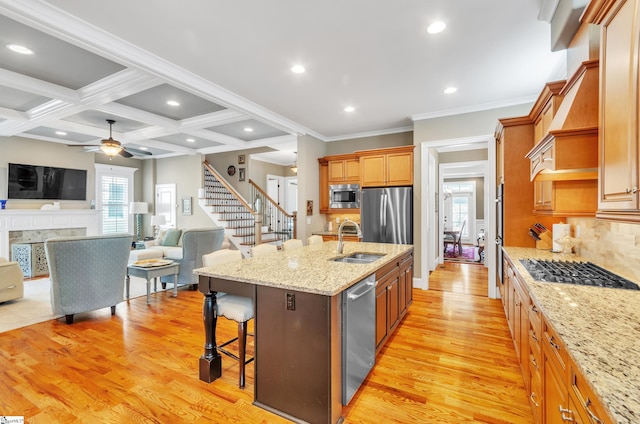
[[519, 259, 639, 290]]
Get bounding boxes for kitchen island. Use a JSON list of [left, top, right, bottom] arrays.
[[194, 241, 413, 424], [503, 247, 640, 424]]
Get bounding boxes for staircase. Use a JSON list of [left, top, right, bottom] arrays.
[[199, 161, 296, 258]]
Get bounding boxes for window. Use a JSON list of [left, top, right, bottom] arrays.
[[95, 164, 137, 235], [443, 180, 476, 242]]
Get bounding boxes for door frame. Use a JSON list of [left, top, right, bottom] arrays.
[[420, 134, 497, 299]]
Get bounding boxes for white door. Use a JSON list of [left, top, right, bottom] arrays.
[[155, 183, 176, 228], [284, 177, 298, 214]]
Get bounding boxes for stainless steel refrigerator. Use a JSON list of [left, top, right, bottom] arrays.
[[361, 187, 413, 244]]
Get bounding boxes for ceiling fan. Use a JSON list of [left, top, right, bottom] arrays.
[[68, 119, 152, 158]]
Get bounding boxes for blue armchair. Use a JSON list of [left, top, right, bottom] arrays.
[[45, 234, 133, 324], [160, 227, 225, 289]]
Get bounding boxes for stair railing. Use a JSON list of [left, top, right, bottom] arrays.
[[249, 179, 297, 243], [203, 160, 258, 246]]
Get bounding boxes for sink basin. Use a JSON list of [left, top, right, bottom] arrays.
[[330, 252, 386, 264]]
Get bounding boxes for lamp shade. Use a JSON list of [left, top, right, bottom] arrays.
[[150, 215, 166, 226], [129, 202, 148, 214]]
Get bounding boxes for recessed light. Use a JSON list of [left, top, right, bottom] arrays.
[[344, 106, 355, 112], [291, 65, 305, 74], [186, 138, 195, 143], [139, 147, 148, 150], [244, 127, 253, 132], [444, 86, 457, 94], [166, 100, 180, 107], [427, 21, 446, 34], [55, 131, 67, 136], [7, 44, 33, 55]]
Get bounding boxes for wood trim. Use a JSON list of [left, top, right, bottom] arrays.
[[353, 145, 415, 157], [528, 80, 566, 120], [596, 210, 640, 223], [583, 0, 619, 24], [319, 153, 359, 162], [560, 60, 599, 97], [536, 169, 598, 181]]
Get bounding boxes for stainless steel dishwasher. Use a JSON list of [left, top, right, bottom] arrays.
[[342, 273, 376, 405]]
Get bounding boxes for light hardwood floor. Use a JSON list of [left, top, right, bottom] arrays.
[[0, 263, 533, 423]]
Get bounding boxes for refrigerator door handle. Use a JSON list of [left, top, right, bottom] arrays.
[[380, 193, 387, 242]]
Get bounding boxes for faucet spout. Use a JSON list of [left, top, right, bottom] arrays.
[[337, 219, 362, 254]]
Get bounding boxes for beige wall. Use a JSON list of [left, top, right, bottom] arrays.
[[297, 134, 327, 242], [412, 104, 532, 279], [0, 135, 144, 210], [325, 132, 412, 155]]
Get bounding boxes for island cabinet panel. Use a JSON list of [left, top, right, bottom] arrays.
[[597, 0, 640, 218], [254, 285, 342, 424]]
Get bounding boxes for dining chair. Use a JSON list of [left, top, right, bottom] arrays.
[[250, 244, 278, 258], [444, 220, 466, 256], [282, 239, 303, 250], [201, 249, 253, 388], [307, 235, 324, 245]]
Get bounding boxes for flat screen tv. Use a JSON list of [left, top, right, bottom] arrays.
[[8, 163, 87, 200]]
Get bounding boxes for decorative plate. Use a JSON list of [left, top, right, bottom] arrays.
[[132, 259, 174, 268], [227, 165, 236, 176]]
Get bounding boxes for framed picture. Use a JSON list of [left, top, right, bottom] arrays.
[[238, 154, 246, 164], [306, 200, 313, 216], [239, 167, 246, 182], [182, 196, 192, 216]]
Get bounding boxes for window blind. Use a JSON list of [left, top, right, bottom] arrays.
[[101, 175, 129, 234]]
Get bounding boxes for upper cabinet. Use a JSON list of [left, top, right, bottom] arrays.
[[357, 146, 414, 187], [327, 155, 360, 184], [595, 0, 640, 221], [318, 159, 329, 213], [525, 60, 600, 217]]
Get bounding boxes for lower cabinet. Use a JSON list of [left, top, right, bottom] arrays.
[[503, 253, 613, 424], [375, 251, 413, 354]]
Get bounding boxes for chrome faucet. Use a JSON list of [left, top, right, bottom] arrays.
[[337, 219, 362, 254]]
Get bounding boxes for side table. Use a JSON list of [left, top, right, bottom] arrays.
[[126, 262, 180, 304]]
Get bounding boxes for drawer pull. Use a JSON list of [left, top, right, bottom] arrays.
[[559, 406, 574, 422], [549, 336, 561, 351], [530, 329, 538, 343], [530, 392, 539, 408], [530, 357, 539, 370], [530, 304, 538, 313], [585, 398, 604, 424]]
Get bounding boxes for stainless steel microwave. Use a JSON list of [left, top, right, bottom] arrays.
[[329, 184, 360, 209]]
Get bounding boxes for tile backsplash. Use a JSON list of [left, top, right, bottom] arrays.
[[567, 217, 640, 281]]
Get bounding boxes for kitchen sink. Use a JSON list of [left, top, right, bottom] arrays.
[[330, 252, 386, 264]]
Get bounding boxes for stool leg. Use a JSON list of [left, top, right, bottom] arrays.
[[238, 321, 247, 388]]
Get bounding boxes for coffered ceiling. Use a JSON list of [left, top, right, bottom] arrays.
[[0, 1, 565, 162]]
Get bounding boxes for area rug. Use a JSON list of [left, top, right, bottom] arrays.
[[444, 244, 482, 264], [0, 276, 153, 333]]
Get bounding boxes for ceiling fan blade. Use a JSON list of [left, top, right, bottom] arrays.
[[124, 147, 152, 156], [119, 149, 133, 158]]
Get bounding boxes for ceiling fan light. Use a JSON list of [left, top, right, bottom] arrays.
[[100, 141, 123, 156]]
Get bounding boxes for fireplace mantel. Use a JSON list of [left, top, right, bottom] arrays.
[[0, 209, 100, 259]]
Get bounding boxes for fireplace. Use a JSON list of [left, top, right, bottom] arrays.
[[0, 210, 100, 259]]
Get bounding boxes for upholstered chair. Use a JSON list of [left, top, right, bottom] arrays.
[[202, 249, 254, 388], [281, 239, 303, 250], [250, 243, 277, 258], [45, 234, 132, 324], [0, 257, 24, 303], [307, 235, 324, 246], [161, 227, 225, 290]]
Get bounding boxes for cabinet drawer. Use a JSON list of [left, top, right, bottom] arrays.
[[543, 318, 568, 374], [570, 365, 613, 424], [529, 365, 543, 423]]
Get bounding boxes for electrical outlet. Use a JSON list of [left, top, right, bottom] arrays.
[[286, 293, 295, 310]]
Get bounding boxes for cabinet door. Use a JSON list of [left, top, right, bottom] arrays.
[[319, 162, 329, 212], [599, 0, 639, 210], [375, 285, 388, 348], [360, 155, 386, 187], [544, 356, 570, 424], [344, 159, 360, 182], [386, 275, 400, 333], [534, 180, 553, 211], [386, 152, 413, 186], [328, 160, 346, 182]]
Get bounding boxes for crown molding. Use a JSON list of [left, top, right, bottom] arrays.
[[323, 125, 414, 143], [410, 95, 538, 122]]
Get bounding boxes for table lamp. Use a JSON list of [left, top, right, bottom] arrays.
[[150, 214, 166, 239], [129, 201, 148, 241]]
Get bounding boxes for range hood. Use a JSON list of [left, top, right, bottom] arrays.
[[526, 60, 599, 182]]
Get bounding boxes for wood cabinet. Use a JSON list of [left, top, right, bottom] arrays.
[[503, 251, 616, 424], [327, 155, 360, 184], [318, 159, 329, 213], [532, 81, 565, 146], [596, 0, 640, 221], [358, 146, 414, 187], [375, 251, 413, 353], [320, 234, 360, 242]]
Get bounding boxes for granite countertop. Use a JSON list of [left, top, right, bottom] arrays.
[[504, 246, 640, 424], [194, 241, 413, 296]]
